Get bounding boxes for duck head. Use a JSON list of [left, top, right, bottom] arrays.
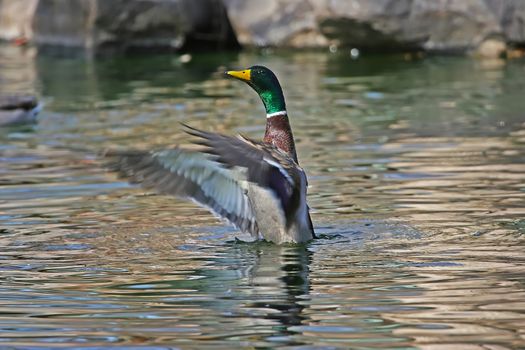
[[226, 65, 286, 116]]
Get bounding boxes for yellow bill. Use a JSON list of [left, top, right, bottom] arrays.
[[226, 69, 251, 82]]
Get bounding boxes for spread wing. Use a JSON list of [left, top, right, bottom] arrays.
[[105, 148, 259, 237], [105, 125, 305, 234]]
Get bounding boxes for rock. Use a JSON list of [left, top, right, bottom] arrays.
[[1, 0, 524, 53], [223, 0, 505, 53], [313, 0, 424, 51], [475, 37, 507, 58], [0, 0, 39, 41], [408, 0, 501, 52], [0, 95, 41, 126], [221, 0, 326, 48], [1, 0, 237, 53], [484, 0, 525, 45]]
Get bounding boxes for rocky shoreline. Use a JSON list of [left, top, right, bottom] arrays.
[[0, 0, 524, 57]]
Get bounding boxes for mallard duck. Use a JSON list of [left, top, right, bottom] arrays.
[[0, 95, 41, 126], [107, 66, 315, 244]]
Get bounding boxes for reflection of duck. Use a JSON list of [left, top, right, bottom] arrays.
[[241, 244, 311, 330], [0, 95, 41, 126], [107, 66, 315, 244], [189, 242, 311, 335]]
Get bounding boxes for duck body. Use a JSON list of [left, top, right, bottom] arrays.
[[246, 172, 312, 243], [107, 66, 315, 244], [0, 95, 41, 126]]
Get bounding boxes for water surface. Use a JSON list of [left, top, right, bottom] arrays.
[[0, 45, 524, 349]]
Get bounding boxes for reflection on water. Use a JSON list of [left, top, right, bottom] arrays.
[[0, 45, 524, 348]]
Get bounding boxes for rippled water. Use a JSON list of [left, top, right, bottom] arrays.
[[0, 45, 524, 349]]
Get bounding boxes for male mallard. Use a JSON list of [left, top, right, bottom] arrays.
[[0, 95, 41, 126], [107, 66, 315, 244]]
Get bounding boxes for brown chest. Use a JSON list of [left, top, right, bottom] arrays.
[[263, 114, 298, 163]]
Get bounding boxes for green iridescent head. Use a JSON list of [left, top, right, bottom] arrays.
[[226, 65, 286, 115]]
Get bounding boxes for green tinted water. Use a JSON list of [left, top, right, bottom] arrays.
[[1, 45, 524, 349]]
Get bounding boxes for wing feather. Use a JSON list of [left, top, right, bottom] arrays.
[[106, 148, 259, 237], [105, 125, 306, 233]]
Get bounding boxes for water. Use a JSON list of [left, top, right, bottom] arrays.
[[0, 45, 524, 349]]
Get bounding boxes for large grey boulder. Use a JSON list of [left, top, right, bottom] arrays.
[[222, 0, 513, 53], [220, 1, 327, 48], [0, 0, 236, 52]]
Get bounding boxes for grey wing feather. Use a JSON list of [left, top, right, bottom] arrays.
[[105, 148, 259, 237], [184, 125, 272, 184]]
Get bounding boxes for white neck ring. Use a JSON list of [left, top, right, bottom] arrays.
[[266, 111, 287, 119]]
